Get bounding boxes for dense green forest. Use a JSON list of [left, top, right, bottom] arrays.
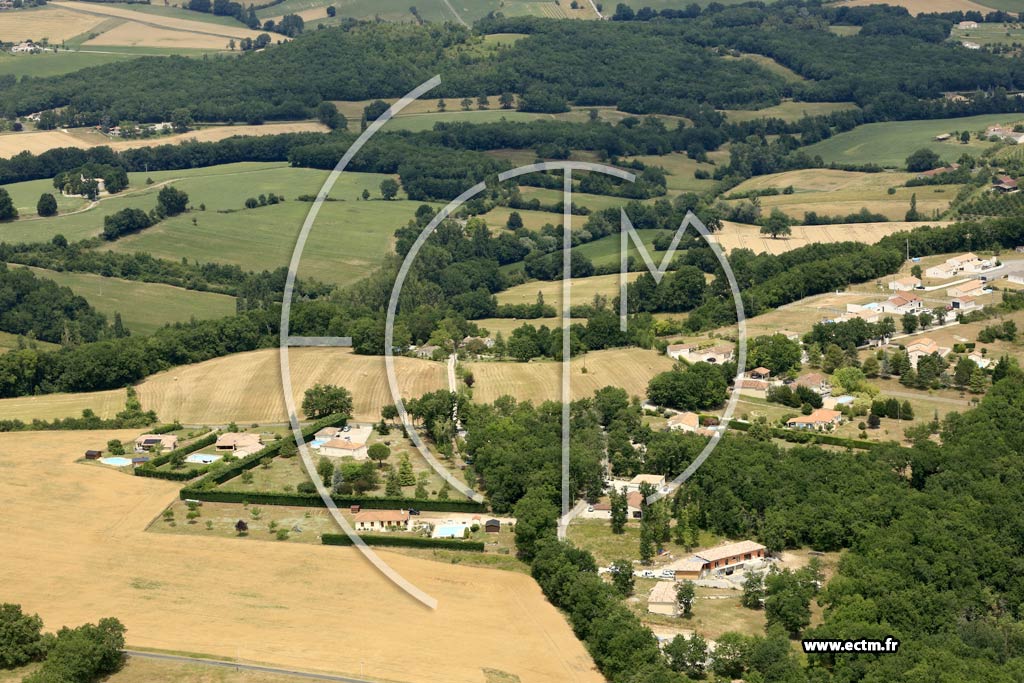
[[0, 264, 109, 344], [4, 3, 1024, 125]]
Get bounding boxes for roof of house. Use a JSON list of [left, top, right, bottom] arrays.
[[649, 581, 680, 604], [666, 342, 696, 353], [216, 432, 261, 448], [953, 295, 976, 303], [626, 491, 645, 509], [485, 518, 500, 526], [135, 434, 176, 445], [751, 367, 771, 375], [322, 438, 364, 450], [84, 450, 102, 456], [907, 337, 939, 354], [954, 279, 986, 291], [706, 345, 734, 355], [893, 276, 922, 286], [950, 252, 981, 264], [630, 474, 666, 486], [664, 556, 708, 573], [354, 510, 409, 523], [787, 408, 842, 425], [695, 540, 766, 563], [667, 412, 700, 429]]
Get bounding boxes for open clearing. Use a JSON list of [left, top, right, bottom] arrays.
[[22, 266, 237, 336], [802, 114, 1017, 167], [0, 429, 601, 683], [712, 220, 948, 255], [0, 122, 327, 158], [835, 0, 993, 14], [136, 347, 447, 423], [0, 5, 104, 42], [721, 101, 859, 124], [621, 153, 718, 194], [496, 272, 642, 309], [466, 348, 676, 404], [0, 387, 126, 421]]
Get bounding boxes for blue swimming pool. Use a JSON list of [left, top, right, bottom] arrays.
[[100, 457, 132, 467], [310, 438, 328, 448], [186, 453, 222, 465], [432, 524, 467, 539]]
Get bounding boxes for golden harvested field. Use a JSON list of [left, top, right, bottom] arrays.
[[136, 347, 447, 423], [835, 0, 992, 14], [0, 387, 127, 421], [0, 6, 103, 42], [712, 220, 951, 256], [0, 130, 91, 157], [52, 1, 262, 39], [83, 21, 241, 49], [730, 169, 912, 194], [1, 656, 333, 683], [466, 348, 676, 404], [0, 430, 602, 683], [0, 123, 327, 158], [496, 272, 642, 309]]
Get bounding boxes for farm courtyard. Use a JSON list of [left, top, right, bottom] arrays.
[[0, 429, 602, 683]]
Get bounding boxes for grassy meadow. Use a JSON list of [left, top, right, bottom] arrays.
[[721, 100, 859, 123], [23, 266, 237, 335]]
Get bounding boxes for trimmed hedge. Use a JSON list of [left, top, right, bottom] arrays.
[[322, 533, 485, 552], [177, 414, 489, 513], [725, 419, 874, 451], [134, 431, 218, 481]]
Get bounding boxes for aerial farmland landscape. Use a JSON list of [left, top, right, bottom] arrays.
[[5, 1, 1024, 682]]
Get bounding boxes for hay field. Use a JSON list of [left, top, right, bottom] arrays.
[[466, 348, 676, 404], [0, 130, 92, 157], [0, 5, 104, 42], [52, 1, 262, 39], [82, 21, 241, 50], [835, 0, 992, 14], [496, 272, 642, 309], [621, 152, 718, 193], [136, 347, 447, 423], [729, 168, 913, 195], [0, 388, 126, 421], [0, 429, 602, 683], [712, 220, 950, 255], [721, 101, 859, 124]]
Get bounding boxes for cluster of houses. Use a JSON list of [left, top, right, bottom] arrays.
[[100, 122, 174, 139], [413, 335, 497, 359], [925, 252, 996, 279], [986, 124, 1024, 145], [9, 41, 47, 54]]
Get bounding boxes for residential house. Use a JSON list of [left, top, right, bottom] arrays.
[[841, 303, 882, 323], [958, 20, 979, 29], [461, 335, 495, 349], [665, 343, 734, 365], [133, 434, 178, 453], [927, 252, 983, 279], [986, 126, 1024, 143], [933, 133, 952, 142], [626, 491, 645, 519], [889, 276, 922, 291], [414, 344, 440, 359], [734, 377, 771, 399], [905, 337, 951, 369], [627, 473, 666, 492], [315, 426, 346, 441], [319, 437, 368, 459], [215, 432, 262, 456], [995, 175, 1019, 193], [963, 41, 981, 50], [778, 330, 801, 342], [950, 295, 982, 312], [946, 279, 987, 298], [916, 164, 958, 179], [786, 408, 843, 430], [880, 294, 924, 315], [666, 411, 717, 435], [647, 580, 680, 616], [1006, 269, 1024, 286], [665, 541, 768, 580], [11, 42, 37, 54], [353, 509, 411, 532], [793, 373, 831, 395], [665, 342, 697, 360]]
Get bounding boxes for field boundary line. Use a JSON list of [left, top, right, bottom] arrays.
[[124, 649, 385, 683]]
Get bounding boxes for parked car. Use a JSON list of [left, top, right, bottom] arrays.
[[408, 508, 420, 515], [586, 505, 594, 512], [342, 425, 351, 432], [633, 570, 657, 579], [660, 569, 676, 579]]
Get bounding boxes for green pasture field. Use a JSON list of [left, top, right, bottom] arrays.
[[802, 114, 1018, 167], [951, 24, 1024, 45], [721, 100, 859, 123], [22, 266, 237, 335], [382, 109, 558, 132], [3, 177, 91, 217], [620, 153, 718, 193], [0, 50, 132, 79], [519, 185, 633, 214], [0, 330, 58, 354], [573, 228, 671, 268], [102, 2, 251, 27], [829, 25, 861, 36], [725, 53, 806, 83], [975, 1, 1024, 12]]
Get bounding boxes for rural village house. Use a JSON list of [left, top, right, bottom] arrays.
[[133, 434, 178, 453], [786, 408, 842, 430], [664, 540, 768, 580], [353, 509, 411, 532]]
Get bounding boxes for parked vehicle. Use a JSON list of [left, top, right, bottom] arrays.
[[660, 569, 676, 579], [408, 508, 420, 515]]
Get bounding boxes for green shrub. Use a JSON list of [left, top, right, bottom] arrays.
[[322, 533, 484, 551]]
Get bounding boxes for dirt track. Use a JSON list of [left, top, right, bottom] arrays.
[[0, 430, 602, 683]]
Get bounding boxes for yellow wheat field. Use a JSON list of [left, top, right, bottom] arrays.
[[52, 1, 263, 39], [0, 429, 602, 683], [712, 220, 951, 256], [0, 388, 127, 421], [82, 21, 240, 50], [0, 6, 104, 42], [136, 347, 447, 423], [466, 348, 676, 405], [835, 0, 991, 15]]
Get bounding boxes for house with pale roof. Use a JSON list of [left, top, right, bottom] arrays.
[[353, 509, 411, 532], [665, 342, 697, 360], [133, 434, 178, 453], [665, 342, 734, 365], [667, 411, 718, 435], [628, 473, 666, 491], [946, 279, 987, 298], [786, 408, 842, 430], [889, 276, 921, 292], [319, 437, 368, 459], [647, 580, 680, 616], [215, 432, 262, 456], [880, 294, 924, 315], [906, 337, 950, 368], [794, 373, 831, 395]]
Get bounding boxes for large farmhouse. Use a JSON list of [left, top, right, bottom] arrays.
[[664, 540, 767, 580]]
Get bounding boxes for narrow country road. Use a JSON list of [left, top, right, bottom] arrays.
[[447, 353, 457, 393], [125, 650, 376, 683]]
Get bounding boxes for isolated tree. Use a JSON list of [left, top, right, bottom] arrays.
[[969, 366, 987, 394], [506, 211, 524, 229], [512, 488, 559, 560], [414, 471, 429, 498], [437, 97, 447, 112], [380, 178, 399, 200], [0, 188, 18, 221], [437, 480, 450, 500], [36, 193, 57, 217], [609, 559, 634, 596], [460, 97, 473, 111], [316, 456, 334, 485], [385, 464, 402, 496], [156, 186, 188, 216], [397, 453, 415, 485], [867, 413, 881, 428], [911, 264, 923, 279], [905, 192, 921, 221], [499, 92, 514, 109], [862, 355, 880, 378], [610, 487, 628, 533], [960, 130, 970, 143], [676, 580, 696, 616], [106, 439, 125, 455], [326, 4, 335, 16], [367, 442, 390, 468], [639, 525, 655, 564], [742, 570, 765, 609], [301, 384, 353, 419], [759, 208, 792, 239], [905, 148, 941, 172], [477, 94, 490, 110]]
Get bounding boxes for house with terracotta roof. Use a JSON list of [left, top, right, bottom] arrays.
[[906, 337, 950, 368], [667, 411, 718, 435], [353, 509, 411, 532], [880, 294, 924, 315], [664, 540, 768, 580], [319, 437, 368, 459], [950, 295, 982, 312], [994, 175, 1019, 193], [786, 408, 842, 430]]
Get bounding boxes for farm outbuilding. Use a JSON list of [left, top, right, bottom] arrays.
[[647, 581, 679, 616], [84, 450, 102, 460], [485, 519, 501, 533]]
